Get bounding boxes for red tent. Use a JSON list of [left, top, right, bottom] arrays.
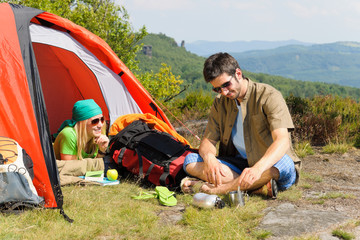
[[0, 3, 172, 210]]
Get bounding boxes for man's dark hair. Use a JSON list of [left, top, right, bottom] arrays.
[[203, 52, 241, 83]]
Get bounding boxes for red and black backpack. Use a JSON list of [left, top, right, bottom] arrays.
[[105, 120, 196, 190]]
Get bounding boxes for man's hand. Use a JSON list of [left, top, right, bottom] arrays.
[[203, 154, 226, 187], [237, 127, 290, 190], [237, 167, 262, 190], [95, 134, 109, 153]]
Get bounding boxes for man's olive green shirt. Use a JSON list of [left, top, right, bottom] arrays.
[[204, 78, 301, 180]]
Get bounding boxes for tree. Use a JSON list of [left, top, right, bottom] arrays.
[[1, 0, 146, 70], [139, 63, 184, 103]]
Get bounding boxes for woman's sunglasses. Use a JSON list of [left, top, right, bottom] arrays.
[[212, 76, 233, 93], [91, 116, 105, 125]]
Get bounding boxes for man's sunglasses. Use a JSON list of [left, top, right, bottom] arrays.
[[212, 76, 233, 93], [91, 116, 105, 125]]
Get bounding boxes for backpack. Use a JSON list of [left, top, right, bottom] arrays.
[[106, 120, 195, 190], [0, 136, 44, 213]]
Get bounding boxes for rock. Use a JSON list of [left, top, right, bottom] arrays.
[[318, 232, 339, 240], [354, 226, 360, 240], [258, 203, 348, 238], [156, 205, 185, 225]]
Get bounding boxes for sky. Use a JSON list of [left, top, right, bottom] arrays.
[[119, 0, 360, 45]]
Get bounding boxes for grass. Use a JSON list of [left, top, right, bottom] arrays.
[[294, 140, 353, 157], [322, 142, 352, 154], [319, 191, 355, 200], [300, 172, 323, 183], [277, 186, 303, 202], [295, 141, 314, 158], [310, 199, 325, 205], [2, 133, 353, 239], [332, 229, 355, 240], [0, 181, 272, 240], [330, 220, 360, 240], [293, 236, 320, 240], [300, 183, 312, 189], [305, 191, 355, 205]]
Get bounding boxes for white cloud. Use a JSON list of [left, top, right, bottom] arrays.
[[219, 0, 265, 11], [119, 0, 360, 43], [286, 1, 340, 18], [123, 0, 193, 11], [348, 1, 360, 14]]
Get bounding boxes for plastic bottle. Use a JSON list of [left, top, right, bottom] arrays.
[[192, 193, 225, 209]]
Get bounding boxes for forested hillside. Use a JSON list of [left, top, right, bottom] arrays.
[[135, 34, 207, 90], [136, 34, 360, 100], [231, 42, 360, 88]]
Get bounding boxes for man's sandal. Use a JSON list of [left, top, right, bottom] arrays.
[[249, 179, 278, 199], [180, 177, 206, 194], [266, 179, 278, 199]]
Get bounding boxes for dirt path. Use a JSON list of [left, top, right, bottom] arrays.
[[300, 147, 360, 217], [260, 147, 360, 239]]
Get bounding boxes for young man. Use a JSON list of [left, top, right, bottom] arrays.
[[181, 53, 301, 198]]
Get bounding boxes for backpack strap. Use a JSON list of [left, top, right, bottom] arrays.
[[116, 147, 126, 164], [144, 163, 155, 183], [159, 165, 174, 187], [135, 147, 144, 179], [143, 162, 174, 187]]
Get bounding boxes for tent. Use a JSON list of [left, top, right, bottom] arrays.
[[0, 3, 172, 211]]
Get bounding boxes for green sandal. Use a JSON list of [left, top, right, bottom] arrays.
[[155, 186, 177, 207], [131, 191, 157, 200]]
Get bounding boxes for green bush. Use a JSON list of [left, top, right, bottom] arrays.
[[354, 134, 360, 148], [167, 92, 360, 150], [287, 94, 360, 146], [169, 90, 214, 122]]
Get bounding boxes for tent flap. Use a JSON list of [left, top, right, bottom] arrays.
[[0, 2, 174, 210]]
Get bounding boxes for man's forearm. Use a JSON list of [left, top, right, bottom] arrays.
[[199, 138, 217, 162], [253, 128, 290, 173]]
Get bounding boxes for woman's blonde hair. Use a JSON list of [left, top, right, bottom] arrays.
[[74, 119, 107, 159]]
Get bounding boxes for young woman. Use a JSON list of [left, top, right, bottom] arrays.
[[53, 99, 109, 160]]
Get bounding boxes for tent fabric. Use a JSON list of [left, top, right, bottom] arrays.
[[30, 24, 142, 132], [29, 10, 172, 127], [0, 3, 174, 209], [0, 3, 61, 209]]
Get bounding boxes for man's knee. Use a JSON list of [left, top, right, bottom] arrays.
[[183, 153, 203, 175], [270, 166, 280, 181], [185, 161, 205, 176]]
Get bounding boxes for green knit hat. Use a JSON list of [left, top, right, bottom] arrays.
[[72, 99, 102, 121]]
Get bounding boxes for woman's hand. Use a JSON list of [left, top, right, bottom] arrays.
[[95, 134, 109, 153]]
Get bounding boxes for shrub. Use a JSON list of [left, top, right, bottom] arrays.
[[287, 94, 360, 146], [169, 90, 213, 122], [354, 134, 360, 148]]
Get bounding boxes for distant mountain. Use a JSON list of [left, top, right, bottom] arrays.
[[185, 40, 314, 56], [231, 41, 360, 88], [136, 34, 360, 100]]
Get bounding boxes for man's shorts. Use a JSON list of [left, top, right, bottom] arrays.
[[183, 153, 296, 190]]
